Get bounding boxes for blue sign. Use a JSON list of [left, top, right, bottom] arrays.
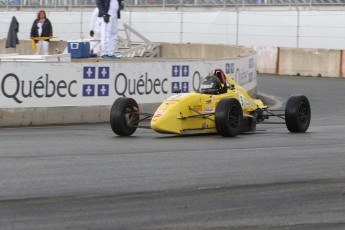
[[172, 66, 180, 77], [98, 84, 109, 96], [248, 72, 254, 82], [181, 65, 189, 77], [83, 84, 95, 96], [83, 67, 96, 79], [226, 63, 230, 74], [249, 58, 254, 68], [172, 82, 180, 92], [181, 82, 189, 93], [226, 63, 235, 74], [98, 67, 110, 79]]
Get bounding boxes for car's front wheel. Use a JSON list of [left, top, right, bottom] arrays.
[[285, 95, 311, 133], [215, 98, 243, 137], [110, 97, 139, 136]]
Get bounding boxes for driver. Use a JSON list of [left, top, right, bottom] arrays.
[[212, 68, 228, 93], [200, 76, 223, 94]]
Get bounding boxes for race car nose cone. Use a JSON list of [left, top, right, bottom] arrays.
[[151, 111, 182, 134]]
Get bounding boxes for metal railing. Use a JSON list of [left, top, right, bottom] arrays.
[[2, 0, 345, 9], [0, 0, 97, 8], [127, 0, 345, 7]]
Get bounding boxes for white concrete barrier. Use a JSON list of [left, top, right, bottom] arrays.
[[0, 43, 257, 127], [255, 46, 344, 78], [278, 48, 341, 78], [253, 46, 278, 75]]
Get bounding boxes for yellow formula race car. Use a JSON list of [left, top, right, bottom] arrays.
[[110, 69, 311, 137]]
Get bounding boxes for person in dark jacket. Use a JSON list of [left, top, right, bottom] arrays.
[[30, 10, 53, 55], [96, 0, 123, 58], [6, 16, 19, 48]]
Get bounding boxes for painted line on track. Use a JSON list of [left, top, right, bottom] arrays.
[[257, 91, 284, 110]]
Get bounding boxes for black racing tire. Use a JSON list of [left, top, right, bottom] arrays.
[[285, 95, 311, 133], [110, 97, 139, 136], [215, 98, 243, 137]]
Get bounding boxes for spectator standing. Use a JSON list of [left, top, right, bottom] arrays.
[[30, 10, 53, 55], [89, 7, 102, 56], [96, 0, 123, 59]]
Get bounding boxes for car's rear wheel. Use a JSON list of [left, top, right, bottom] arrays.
[[110, 97, 139, 136], [215, 98, 243, 137], [285, 95, 311, 133]]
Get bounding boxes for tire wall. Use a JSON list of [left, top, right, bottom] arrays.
[[0, 44, 257, 127]]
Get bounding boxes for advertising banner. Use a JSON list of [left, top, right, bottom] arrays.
[[0, 56, 256, 108]]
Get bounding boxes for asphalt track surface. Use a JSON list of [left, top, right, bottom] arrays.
[[0, 74, 345, 230]]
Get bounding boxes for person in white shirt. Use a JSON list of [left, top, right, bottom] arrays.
[[96, 0, 123, 59], [89, 7, 102, 56]]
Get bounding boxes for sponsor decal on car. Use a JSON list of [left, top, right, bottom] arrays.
[[204, 106, 215, 114], [237, 93, 245, 108], [153, 110, 165, 118], [160, 103, 170, 109], [245, 101, 253, 107], [192, 105, 202, 112]]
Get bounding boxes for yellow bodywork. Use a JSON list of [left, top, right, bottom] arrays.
[[151, 75, 267, 134]]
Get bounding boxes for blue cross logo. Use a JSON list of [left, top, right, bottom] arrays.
[[226, 63, 230, 74], [182, 66, 189, 77], [172, 66, 180, 77], [98, 84, 109, 96], [172, 82, 180, 92], [83, 84, 95, 96], [226, 63, 234, 74], [98, 67, 110, 79], [249, 58, 254, 68], [83, 67, 96, 79], [181, 82, 189, 93], [248, 72, 254, 83]]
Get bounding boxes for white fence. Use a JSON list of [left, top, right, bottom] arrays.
[[2, 8, 345, 50]]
